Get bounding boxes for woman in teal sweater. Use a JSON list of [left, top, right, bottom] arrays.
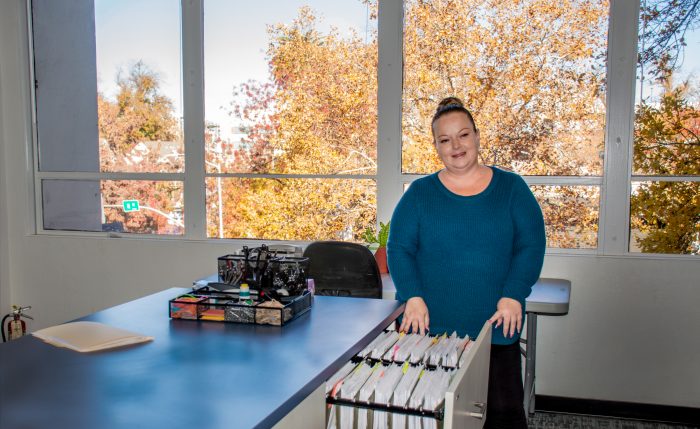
[[387, 97, 546, 428]]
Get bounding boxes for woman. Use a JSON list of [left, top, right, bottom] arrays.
[[387, 97, 546, 428]]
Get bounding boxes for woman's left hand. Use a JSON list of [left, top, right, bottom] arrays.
[[488, 297, 522, 338]]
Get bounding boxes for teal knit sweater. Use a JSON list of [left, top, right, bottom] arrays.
[[387, 167, 546, 345]]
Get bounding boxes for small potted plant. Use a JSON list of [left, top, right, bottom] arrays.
[[362, 221, 390, 274]]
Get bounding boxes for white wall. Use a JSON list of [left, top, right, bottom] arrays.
[[1, 0, 699, 409]]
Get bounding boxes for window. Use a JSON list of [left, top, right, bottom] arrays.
[[202, 1, 378, 240], [33, 0, 184, 234], [631, 0, 700, 254], [401, 0, 609, 249], [29, 0, 698, 257]]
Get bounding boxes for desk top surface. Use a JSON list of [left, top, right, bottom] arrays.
[[0, 289, 403, 429], [524, 278, 571, 314]]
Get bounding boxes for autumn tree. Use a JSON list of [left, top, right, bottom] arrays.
[[633, 0, 700, 254], [98, 61, 179, 159], [401, 0, 608, 179], [631, 83, 700, 254], [219, 7, 378, 241], [98, 62, 183, 234]]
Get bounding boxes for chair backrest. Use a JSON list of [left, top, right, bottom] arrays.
[[303, 241, 382, 299]]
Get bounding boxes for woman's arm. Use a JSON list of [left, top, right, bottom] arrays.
[[490, 176, 546, 338], [387, 187, 429, 334]]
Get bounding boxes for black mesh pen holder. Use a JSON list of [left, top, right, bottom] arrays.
[[217, 244, 309, 296]]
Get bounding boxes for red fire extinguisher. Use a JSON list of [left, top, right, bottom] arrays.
[[2, 305, 33, 342]]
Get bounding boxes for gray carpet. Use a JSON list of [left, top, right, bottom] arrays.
[[528, 412, 698, 428]]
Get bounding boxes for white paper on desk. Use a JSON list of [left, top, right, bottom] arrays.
[[32, 321, 153, 353], [391, 364, 423, 429]]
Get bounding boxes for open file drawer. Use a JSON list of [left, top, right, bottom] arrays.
[[325, 321, 492, 429]]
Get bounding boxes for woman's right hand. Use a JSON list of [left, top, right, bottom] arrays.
[[399, 297, 430, 335]]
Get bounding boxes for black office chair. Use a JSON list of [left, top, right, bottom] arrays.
[[303, 241, 383, 299]]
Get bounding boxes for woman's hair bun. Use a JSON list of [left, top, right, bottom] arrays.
[[436, 97, 465, 113], [431, 96, 478, 133]]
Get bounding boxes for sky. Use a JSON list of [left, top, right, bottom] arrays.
[[95, 0, 374, 140]]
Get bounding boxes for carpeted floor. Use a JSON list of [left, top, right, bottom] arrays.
[[528, 412, 699, 428]]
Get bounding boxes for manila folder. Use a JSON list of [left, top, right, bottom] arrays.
[[33, 321, 153, 352]]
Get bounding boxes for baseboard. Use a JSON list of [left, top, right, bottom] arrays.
[[535, 395, 700, 426]]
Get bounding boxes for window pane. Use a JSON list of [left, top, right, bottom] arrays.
[[635, 2, 700, 176], [630, 181, 699, 255], [101, 180, 184, 235], [531, 185, 600, 249], [42, 179, 183, 234], [206, 178, 376, 240], [203, 1, 377, 175], [42, 180, 102, 231], [33, 0, 100, 172], [95, 0, 183, 173], [402, 0, 608, 176]]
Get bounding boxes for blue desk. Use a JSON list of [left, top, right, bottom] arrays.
[[0, 289, 403, 429]]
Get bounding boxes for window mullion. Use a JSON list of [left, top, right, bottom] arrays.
[[599, 0, 640, 255], [376, 0, 404, 226], [181, 0, 206, 240]]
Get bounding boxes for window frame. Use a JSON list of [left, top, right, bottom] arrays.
[[27, 0, 699, 258]]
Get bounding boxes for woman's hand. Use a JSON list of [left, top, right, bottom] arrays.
[[400, 297, 430, 335], [488, 297, 522, 338]]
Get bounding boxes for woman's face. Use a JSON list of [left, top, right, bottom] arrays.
[[433, 111, 480, 174]]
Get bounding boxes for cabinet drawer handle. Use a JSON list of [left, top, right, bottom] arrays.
[[456, 410, 485, 419], [456, 402, 486, 420]]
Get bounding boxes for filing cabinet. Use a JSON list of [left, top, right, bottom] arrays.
[[273, 321, 492, 429]]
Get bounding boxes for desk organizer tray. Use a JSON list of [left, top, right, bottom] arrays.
[[169, 286, 312, 326]]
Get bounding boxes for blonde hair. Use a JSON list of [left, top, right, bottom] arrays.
[[431, 97, 478, 138]]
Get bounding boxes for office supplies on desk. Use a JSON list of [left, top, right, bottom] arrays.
[[32, 321, 153, 353], [168, 285, 312, 326], [217, 245, 309, 298]]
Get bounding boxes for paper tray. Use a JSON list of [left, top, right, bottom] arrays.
[[169, 286, 312, 326]]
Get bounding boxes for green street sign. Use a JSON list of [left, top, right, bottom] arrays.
[[123, 200, 140, 212]]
